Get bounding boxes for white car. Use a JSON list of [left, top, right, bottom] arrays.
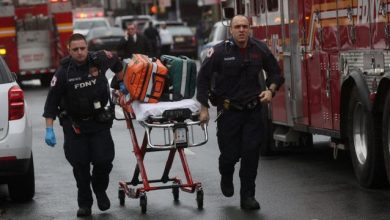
[[114, 14, 155, 30], [0, 56, 34, 202], [199, 21, 229, 63], [73, 17, 111, 36]]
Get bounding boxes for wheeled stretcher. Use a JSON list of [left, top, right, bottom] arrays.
[[114, 92, 208, 213]]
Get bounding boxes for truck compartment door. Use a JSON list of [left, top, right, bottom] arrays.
[[17, 30, 51, 71], [266, 0, 288, 124], [16, 16, 52, 71]]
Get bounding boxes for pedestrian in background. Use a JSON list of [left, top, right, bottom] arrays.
[[159, 22, 173, 55], [144, 21, 161, 57], [117, 22, 151, 59], [112, 22, 151, 89], [196, 15, 284, 210], [43, 33, 123, 217], [196, 20, 206, 58]]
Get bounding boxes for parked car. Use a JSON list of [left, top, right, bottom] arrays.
[[114, 15, 155, 31], [166, 25, 197, 58], [0, 56, 34, 202], [143, 20, 185, 30], [199, 21, 229, 63], [86, 27, 124, 54], [73, 17, 111, 36]]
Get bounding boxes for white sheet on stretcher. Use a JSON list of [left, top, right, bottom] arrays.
[[132, 99, 201, 121]]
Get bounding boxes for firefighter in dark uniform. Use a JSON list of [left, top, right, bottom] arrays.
[[197, 15, 284, 210], [43, 33, 124, 217]]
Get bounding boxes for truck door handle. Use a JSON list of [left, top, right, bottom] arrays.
[[326, 65, 331, 98]]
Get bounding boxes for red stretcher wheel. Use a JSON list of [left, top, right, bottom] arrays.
[[172, 186, 179, 201], [140, 193, 147, 214], [196, 188, 203, 210], [118, 189, 125, 206]]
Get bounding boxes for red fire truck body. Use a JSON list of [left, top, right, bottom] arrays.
[[0, 0, 73, 86], [221, 0, 390, 188]]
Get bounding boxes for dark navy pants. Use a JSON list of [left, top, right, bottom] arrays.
[[217, 105, 263, 198], [62, 120, 114, 208]]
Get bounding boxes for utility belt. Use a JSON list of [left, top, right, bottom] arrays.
[[58, 108, 114, 134], [59, 111, 93, 122], [217, 96, 260, 111], [59, 108, 114, 122]]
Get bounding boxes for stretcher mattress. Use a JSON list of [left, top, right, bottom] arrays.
[[131, 99, 200, 121]]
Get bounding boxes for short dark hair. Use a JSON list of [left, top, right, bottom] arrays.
[[67, 33, 87, 47], [127, 22, 137, 28]]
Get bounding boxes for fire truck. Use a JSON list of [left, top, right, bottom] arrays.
[[219, 0, 390, 188], [0, 0, 73, 86]]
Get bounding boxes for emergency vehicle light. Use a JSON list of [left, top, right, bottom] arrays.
[[0, 48, 6, 56], [76, 13, 88, 18], [75, 12, 102, 19]]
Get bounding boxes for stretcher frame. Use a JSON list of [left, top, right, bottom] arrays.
[[114, 92, 208, 214]]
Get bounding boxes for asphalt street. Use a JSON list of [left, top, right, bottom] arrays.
[[1, 78, 390, 220]]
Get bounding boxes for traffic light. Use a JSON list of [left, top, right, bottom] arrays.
[[150, 5, 158, 14]]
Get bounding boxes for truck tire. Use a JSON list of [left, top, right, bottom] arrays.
[[382, 89, 390, 183], [8, 154, 35, 202], [348, 87, 386, 188]]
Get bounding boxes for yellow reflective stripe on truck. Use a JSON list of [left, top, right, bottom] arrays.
[[0, 27, 16, 38], [57, 22, 73, 33]]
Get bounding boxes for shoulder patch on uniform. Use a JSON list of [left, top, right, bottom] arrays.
[[206, 47, 214, 58], [50, 76, 57, 87]]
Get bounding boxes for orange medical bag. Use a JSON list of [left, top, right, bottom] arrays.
[[123, 54, 168, 103]]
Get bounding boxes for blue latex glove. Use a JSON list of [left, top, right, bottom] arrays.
[[45, 127, 56, 147], [119, 82, 128, 94]]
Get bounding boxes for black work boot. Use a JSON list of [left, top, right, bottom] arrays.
[[220, 175, 234, 197], [240, 196, 260, 210], [96, 192, 110, 211], [77, 207, 92, 217]]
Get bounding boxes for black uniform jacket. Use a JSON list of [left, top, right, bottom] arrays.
[[144, 26, 161, 44], [196, 37, 284, 108], [117, 34, 151, 59], [43, 51, 122, 131]]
